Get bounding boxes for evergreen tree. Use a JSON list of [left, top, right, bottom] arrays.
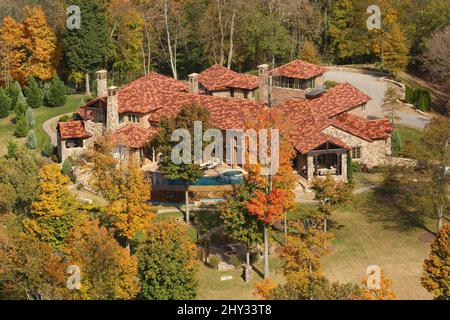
[[6, 81, 22, 111], [25, 77, 44, 108], [26, 129, 37, 150], [45, 76, 67, 107], [0, 87, 11, 118], [63, 0, 111, 95], [26, 107, 35, 128], [14, 114, 29, 138], [42, 138, 54, 157]]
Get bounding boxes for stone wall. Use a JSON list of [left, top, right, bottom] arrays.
[[321, 126, 390, 167], [59, 142, 87, 164]]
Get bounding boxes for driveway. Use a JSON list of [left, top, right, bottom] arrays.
[[323, 71, 431, 129]]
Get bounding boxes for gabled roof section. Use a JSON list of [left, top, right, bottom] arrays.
[[199, 64, 259, 91], [111, 124, 158, 149], [57, 121, 91, 140], [332, 113, 393, 141], [269, 60, 328, 80]]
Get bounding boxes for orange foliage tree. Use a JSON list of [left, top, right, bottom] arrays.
[[360, 269, 396, 300], [0, 16, 26, 84]]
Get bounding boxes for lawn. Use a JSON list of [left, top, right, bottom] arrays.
[[321, 190, 434, 300], [393, 124, 424, 158], [0, 94, 85, 156]]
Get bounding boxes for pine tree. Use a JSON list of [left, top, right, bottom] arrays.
[[25, 77, 44, 108], [63, 0, 111, 95], [22, 6, 57, 81], [14, 114, 29, 138], [6, 81, 22, 111], [14, 96, 28, 116], [0, 87, 11, 118], [26, 107, 35, 128], [45, 76, 67, 107], [42, 138, 54, 157], [26, 129, 37, 149]]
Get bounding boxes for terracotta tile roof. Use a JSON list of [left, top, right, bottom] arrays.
[[332, 113, 393, 141], [148, 92, 268, 130], [199, 64, 259, 91], [57, 121, 91, 140], [111, 124, 158, 149], [270, 60, 328, 79]]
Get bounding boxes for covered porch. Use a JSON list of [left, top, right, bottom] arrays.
[[294, 142, 348, 182]]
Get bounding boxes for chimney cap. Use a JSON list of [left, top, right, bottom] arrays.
[[188, 73, 199, 78], [107, 86, 118, 95], [258, 64, 270, 69], [96, 69, 108, 74]]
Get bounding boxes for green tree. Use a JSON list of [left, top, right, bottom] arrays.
[[42, 138, 54, 157], [26, 107, 35, 128], [14, 95, 28, 116], [45, 76, 67, 107], [152, 104, 211, 223], [0, 87, 11, 118], [0, 144, 41, 215], [14, 114, 29, 137], [26, 129, 37, 150], [137, 219, 198, 300], [63, 0, 110, 95], [6, 81, 22, 111], [422, 224, 450, 300], [25, 77, 44, 108]]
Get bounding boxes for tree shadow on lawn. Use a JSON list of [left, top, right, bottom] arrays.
[[355, 188, 434, 234]]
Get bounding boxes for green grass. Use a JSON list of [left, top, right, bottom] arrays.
[[321, 190, 434, 300], [394, 124, 424, 158], [0, 94, 85, 156]]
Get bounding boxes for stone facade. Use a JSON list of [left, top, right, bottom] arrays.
[[106, 86, 119, 131], [321, 126, 391, 167], [96, 70, 108, 97], [258, 64, 270, 103]]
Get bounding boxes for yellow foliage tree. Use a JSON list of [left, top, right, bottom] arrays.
[[300, 40, 321, 65], [24, 164, 84, 248], [0, 16, 27, 84], [63, 219, 140, 300], [22, 6, 57, 81]]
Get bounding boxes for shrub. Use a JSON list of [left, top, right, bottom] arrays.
[[45, 76, 67, 107], [26, 130, 37, 149], [0, 87, 11, 118], [210, 232, 227, 246], [229, 254, 242, 267], [418, 90, 431, 111], [26, 108, 35, 128], [347, 152, 353, 183], [59, 115, 70, 122], [405, 85, 414, 104], [14, 114, 29, 138], [14, 98, 28, 116], [324, 80, 339, 89], [62, 157, 76, 181], [351, 161, 362, 173], [208, 254, 222, 269], [6, 81, 22, 111], [25, 77, 44, 108], [7, 139, 19, 158], [42, 138, 54, 157]]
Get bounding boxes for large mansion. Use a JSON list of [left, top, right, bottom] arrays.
[[57, 60, 392, 183]]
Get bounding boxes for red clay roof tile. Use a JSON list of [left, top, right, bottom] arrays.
[[270, 60, 328, 80], [199, 64, 259, 91], [57, 121, 91, 140], [111, 124, 157, 149]]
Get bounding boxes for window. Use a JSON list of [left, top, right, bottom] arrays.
[[230, 88, 235, 98], [352, 146, 362, 159], [244, 90, 249, 99], [66, 139, 83, 149], [128, 114, 139, 123], [119, 115, 124, 123]]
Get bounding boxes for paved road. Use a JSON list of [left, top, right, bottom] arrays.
[[323, 71, 431, 129]]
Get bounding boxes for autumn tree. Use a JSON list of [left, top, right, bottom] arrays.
[[0, 16, 26, 84], [63, 220, 140, 300], [421, 26, 450, 90], [422, 224, 450, 300], [137, 219, 198, 300], [106, 161, 154, 249], [22, 6, 57, 81], [382, 22, 409, 74], [360, 269, 396, 300], [0, 214, 67, 300], [24, 164, 83, 248], [300, 40, 321, 65], [382, 85, 402, 127]]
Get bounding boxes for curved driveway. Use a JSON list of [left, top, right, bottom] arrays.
[[323, 71, 431, 129]]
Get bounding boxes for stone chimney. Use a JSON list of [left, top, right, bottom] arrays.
[[188, 73, 199, 94], [106, 86, 119, 131], [96, 70, 108, 97], [258, 64, 270, 104]]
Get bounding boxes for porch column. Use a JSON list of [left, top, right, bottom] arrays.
[[307, 155, 314, 180], [341, 152, 348, 182]]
